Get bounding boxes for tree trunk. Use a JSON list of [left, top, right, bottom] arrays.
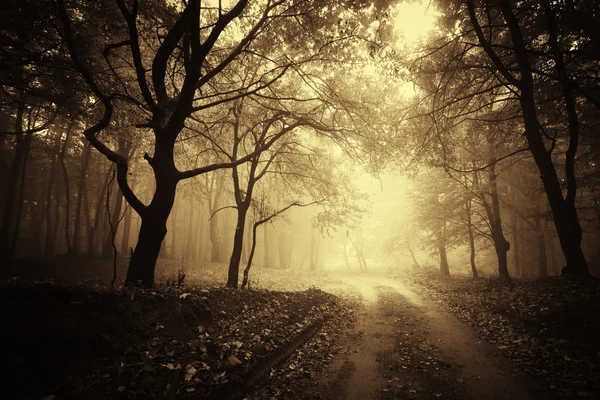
[[343, 238, 350, 270], [241, 216, 251, 266], [102, 184, 123, 257], [466, 198, 478, 278], [126, 211, 170, 286], [120, 206, 133, 254], [358, 231, 367, 271], [125, 178, 176, 287], [241, 222, 259, 289], [73, 141, 91, 253], [185, 200, 194, 260], [594, 200, 600, 259], [124, 134, 179, 287], [478, 164, 511, 280], [535, 216, 548, 278], [82, 169, 92, 252], [0, 100, 25, 259], [510, 210, 521, 277], [496, 0, 589, 277], [43, 150, 58, 256], [58, 122, 74, 253], [490, 165, 510, 279], [209, 208, 221, 262], [227, 205, 248, 288], [28, 184, 46, 256], [10, 132, 33, 258], [169, 199, 177, 258], [311, 228, 320, 271], [439, 223, 450, 276], [263, 223, 269, 268], [348, 231, 366, 271], [48, 190, 61, 254], [88, 166, 112, 255]]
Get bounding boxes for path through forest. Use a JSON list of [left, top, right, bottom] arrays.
[[311, 275, 545, 400]]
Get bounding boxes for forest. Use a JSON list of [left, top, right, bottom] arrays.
[[1, 0, 600, 399]]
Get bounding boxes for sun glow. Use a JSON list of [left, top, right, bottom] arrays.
[[392, 1, 439, 49]]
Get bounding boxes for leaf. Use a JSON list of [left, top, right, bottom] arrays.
[[227, 355, 242, 367], [184, 365, 197, 381]]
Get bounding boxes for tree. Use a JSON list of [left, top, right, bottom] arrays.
[[54, 0, 376, 286], [454, 0, 593, 277]]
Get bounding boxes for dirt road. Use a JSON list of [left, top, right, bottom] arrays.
[[312, 275, 545, 400]]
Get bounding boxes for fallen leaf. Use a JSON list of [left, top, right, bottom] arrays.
[[184, 365, 197, 381]]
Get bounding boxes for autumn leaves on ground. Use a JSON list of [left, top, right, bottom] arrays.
[[2, 258, 599, 400]]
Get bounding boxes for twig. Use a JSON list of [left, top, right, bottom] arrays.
[[208, 205, 238, 221]]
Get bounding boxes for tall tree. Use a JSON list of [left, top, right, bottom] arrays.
[[54, 0, 375, 286]]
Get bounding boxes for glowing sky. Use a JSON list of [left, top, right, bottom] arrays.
[[392, 0, 439, 49]]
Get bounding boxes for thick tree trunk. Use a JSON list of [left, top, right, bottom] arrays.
[[477, 165, 510, 280], [497, 0, 589, 277], [125, 177, 176, 287], [73, 141, 91, 253], [126, 212, 170, 286], [489, 165, 510, 280], [241, 216, 251, 266], [241, 222, 259, 289], [438, 224, 450, 276], [227, 205, 248, 288], [124, 134, 178, 287]]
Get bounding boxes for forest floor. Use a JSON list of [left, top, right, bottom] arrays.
[[1, 255, 360, 400], [305, 274, 543, 400], [399, 268, 600, 400], [2, 256, 600, 399]]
